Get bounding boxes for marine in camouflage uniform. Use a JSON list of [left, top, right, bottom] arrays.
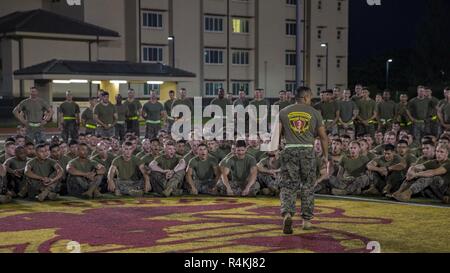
[[4, 147, 28, 197], [59, 91, 80, 143], [13, 87, 53, 144], [67, 143, 106, 198], [256, 150, 281, 196], [123, 89, 142, 137], [278, 87, 328, 233], [108, 142, 150, 197], [142, 92, 166, 140], [149, 141, 186, 197], [185, 144, 220, 195], [218, 141, 260, 197], [393, 145, 450, 203], [24, 144, 64, 202], [81, 98, 98, 135], [0, 164, 12, 204]]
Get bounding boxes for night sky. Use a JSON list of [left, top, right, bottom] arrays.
[[349, 0, 427, 64]]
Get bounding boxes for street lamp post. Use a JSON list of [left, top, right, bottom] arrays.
[[168, 36, 175, 67], [321, 43, 329, 89], [386, 59, 393, 89]]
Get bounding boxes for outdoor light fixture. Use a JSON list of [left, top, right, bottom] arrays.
[[321, 43, 328, 47], [147, 81, 164, 85], [168, 36, 174, 41], [52, 80, 71, 84], [92, 81, 102, 85], [388, 59, 393, 63], [70, 79, 88, 83], [110, 80, 127, 84]]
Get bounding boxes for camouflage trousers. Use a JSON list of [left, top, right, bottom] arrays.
[[114, 179, 144, 196], [61, 120, 79, 143], [150, 171, 185, 196], [145, 123, 161, 139], [279, 148, 316, 220], [6, 175, 27, 195], [27, 179, 60, 200], [257, 174, 280, 190], [370, 171, 404, 193], [216, 179, 260, 197], [192, 179, 218, 194], [67, 176, 103, 197], [409, 176, 449, 198], [0, 176, 6, 195], [26, 126, 45, 144], [0, 176, 10, 204], [319, 175, 370, 194]]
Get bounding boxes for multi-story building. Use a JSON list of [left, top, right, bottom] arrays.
[[0, 0, 348, 104]]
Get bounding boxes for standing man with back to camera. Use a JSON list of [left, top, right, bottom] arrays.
[[278, 86, 329, 234]]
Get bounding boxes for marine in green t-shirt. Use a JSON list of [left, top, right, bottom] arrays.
[[25, 144, 64, 201], [186, 144, 220, 195], [149, 141, 186, 197], [108, 142, 149, 197], [67, 143, 106, 198], [220, 141, 258, 197]]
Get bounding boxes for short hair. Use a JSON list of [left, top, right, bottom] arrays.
[[78, 143, 88, 148], [197, 143, 208, 149], [295, 86, 312, 100], [397, 140, 409, 146], [422, 140, 435, 147], [69, 140, 79, 146], [341, 135, 351, 140], [150, 138, 160, 144], [332, 139, 343, 144], [169, 90, 175, 94], [439, 135, 450, 142], [177, 140, 187, 145], [15, 135, 25, 140], [236, 140, 247, 148], [49, 144, 60, 151], [35, 143, 46, 150], [25, 141, 34, 147], [79, 133, 86, 137], [165, 140, 175, 147], [123, 141, 133, 147], [101, 91, 109, 97], [384, 144, 396, 152], [5, 137, 15, 143], [5, 141, 15, 148], [349, 141, 361, 147]]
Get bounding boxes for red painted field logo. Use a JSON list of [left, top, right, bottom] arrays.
[[0, 198, 391, 253]]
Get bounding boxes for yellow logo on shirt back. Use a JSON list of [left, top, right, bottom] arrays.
[[288, 112, 312, 134]]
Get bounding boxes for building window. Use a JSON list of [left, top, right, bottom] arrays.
[[205, 49, 224, 64], [205, 16, 224, 32], [317, 57, 322, 69], [144, 84, 161, 96], [285, 51, 296, 66], [317, 29, 322, 39], [336, 59, 342, 69], [232, 50, 249, 65], [286, 22, 296, 36], [143, 12, 163, 28], [205, 81, 224, 96], [286, 0, 297, 5], [232, 81, 250, 95], [143, 47, 163, 62], [337, 30, 342, 40], [337, 1, 343, 11], [285, 81, 297, 92], [318, 0, 322, 10], [232, 18, 249, 33]]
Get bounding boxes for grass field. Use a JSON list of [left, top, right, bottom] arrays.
[[0, 195, 449, 253]]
